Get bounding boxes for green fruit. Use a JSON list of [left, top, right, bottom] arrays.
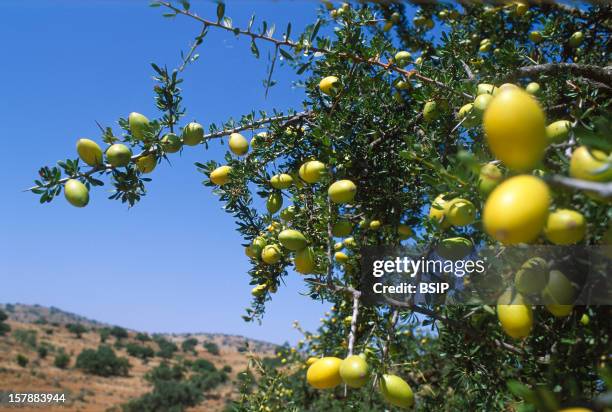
[[542, 270, 576, 307], [229, 132, 249, 156], [479, 42, 492, 53], [328, 180, 357, 204], [261, 244, 282, 264], [339, 355, 369, 388], [423, 101, 439, 122], [136, 155, 157, 174], [546, 120, 571, 143], [580, 313, 590, 325], [161, 133, 182, 153], [343, 237, 356, 247], [106, 144, 132, 167], [394, 51, 412, 67], [334, 252, 349, 263], [457, 103, 479, 128], [473, 94, 493, 114], [379, 374, 414, 408], [182, 122, 204, 146], [477, 83, 497, 95], [270, 174, 293, 189], [332, 220, 353, 237], [445, 198, 476, 226], [210, 165, 232, 186], [526, 82, 541, 95], [278, 229, 308, 251], [479, 163, 503, 195], [280, 206, 296, 221], [514, 257, 549, 294], [128, 112, 150, 140], [251, 284, 267, 296], [436, 237, 473, 260], [266, 193, 283, 214], [299, 160, 326, 184], [251, 237, 267, 256], [369, 220, 382, 230], [76, 139, 103, 166], [64, 179, 89, 208], [295, 247, 316, 274], [569, 31, 583, 48]]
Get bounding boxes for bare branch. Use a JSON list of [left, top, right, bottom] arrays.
[[347, 292, 360, 357], [507, 63, 612, 88], [545, 175, 612, 198]]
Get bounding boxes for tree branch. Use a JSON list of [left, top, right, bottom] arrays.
[[507, 63, 612, 88], [545, 175, 612, 198]]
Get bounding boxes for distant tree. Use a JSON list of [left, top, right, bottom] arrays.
[[181, 338, 198, 354], [110, 326, 128, 340], [222, 365, 232, 374], [4, 304, 15, 313], [34, 317, 48, 325], [38, 346, 49, 359], [126, 342, 155, 362], [203, 341, 220, 356], [155, 338, 178, 359], [54, 350, 70, 369], [16, 354, 29, 368], [191, 359, 215, 373], [76, 345, 130, 377], [136, 332, 151, 342], [0, 309, 10, 336], [99, 327, 110, 343], [66, 323, 87, 338], [13, 329, 37, 349]]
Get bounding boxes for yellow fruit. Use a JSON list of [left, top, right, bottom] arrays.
[[299, 160, 326, 184], [542, 270, 576, 308], [497, 290, 533, 339], [515, 2, 528, 16], [270, 174, 294, 189], [544, 209, 586, 245], [210, 165, 232, 186], [161, 133, 182, 153], [457, 103, 479, 128], [415, 56, 423, 65], [76, 139, 103, 166], [261, 244, 282, 264], [343, 237, 356, 247], [514, 257, 549, 294], [251, 284, 267, 296], [266, 193, 283, 214], [477, 83, 497, 95], [379, 374, 414, 408], [136, 155, 157, 174], [569, 146, 612, 182], [306, 357, 342, 389], [278, 229, 308, 251], [334, 252, 349, 263], [280, 206, 296, 221], [369, 220, 382, 230], [182, 122, 204, 146], [229, 132, 249, 156], [479, 42, 492, 53], [106, 144, 132, 167], [295, 247, 316, 274], [64, 179, 89, 208], [546, 120, 572, 143], [429, 194, 450, 228], [332, 220, 353, 237], [436, 237, 473, 260], [580, 314, 590, 325], [423, 101, 439, 122], [529, 31, 543, 43], [334, 242, 343, 251], [394, 51, 411, 67], [546, 304, 574, 317], [319, 76, 340, 96], [569, 31, 584, 48], [483, 175, 550, 244], [245, 245, 258, 259], [526, 82, 541, 95], [251, 237, 267, 255], [479, 163, 503, 195], [306, 357, 319, 366], [473, 93, 493, 114], [328, 180, 357, 204], [558, 408, 593, 412], [339, 355, 369, 388], [483, 88, 546, 171], [398, 224, 413, 239], [128, 112, 150, 140], [445, 198, 476, 226]]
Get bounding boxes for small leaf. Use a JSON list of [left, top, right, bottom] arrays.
[[279, 48, 293, 60], [251, 40, 260, 58], [310, 19, 322, 42], [180, 0, 190, 10], [285, 22, 291, 41], [216, 2, 225, 21]]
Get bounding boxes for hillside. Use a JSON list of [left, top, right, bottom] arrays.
[[0, 303, 280, 411]]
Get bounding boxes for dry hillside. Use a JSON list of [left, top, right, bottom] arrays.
[[0, 304, 279, 412]]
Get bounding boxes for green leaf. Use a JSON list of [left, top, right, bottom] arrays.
[[251, 40, 260, 58], [216, 2, 225, 21], [279, 48, 293, 61], [180, 0, 190, 10], [310, 19, 322, 42], [285, 22, 291, 41], [507, 380, 533, 401]]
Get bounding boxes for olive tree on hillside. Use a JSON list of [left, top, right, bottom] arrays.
[[29, 1, 611, 411]]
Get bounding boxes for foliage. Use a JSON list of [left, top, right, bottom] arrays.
[[99, 327, 110, 343], [203, 341, 220, 356], [29, 0, 612, 411], [181, 337, 198, 354], [66, 323, 87, 338], [155, 337, 179, 359], [110, 326, 129, 340], [0, 309, 10, 336], [54, 349, 70, 369], [16, 354, 29, 368], [75, 345, 131, 377], [37, 345, 49, 359], [136, 332, 151, 342], [13, 329, 37, 349], [126, 342, 155, 361]]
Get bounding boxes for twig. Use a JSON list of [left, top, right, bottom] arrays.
[[347, 292, 360, 357], [544, 175, 612, 198], [507, 63, 612, 88], [178, 24, 208, 73]]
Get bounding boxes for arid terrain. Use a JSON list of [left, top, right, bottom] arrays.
[[0, 304, 278, 411]]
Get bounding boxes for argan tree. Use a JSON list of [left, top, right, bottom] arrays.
[[29, 1, 611, 411]]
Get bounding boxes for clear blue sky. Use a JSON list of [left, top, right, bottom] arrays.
[[0, 0, 334, 345]]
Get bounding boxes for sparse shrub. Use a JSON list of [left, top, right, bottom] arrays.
[[99, 327, 110, 343], [222, 365, 232, 373], [110, 326, 128, 340], [126, 342, 155, 361], [155, 338, 178, 359], [181, 338, 198, 354], [38, 346, 49, 359], [45, 329, 53, 335], [136, 332, 151, 342], [16, 354, 29, 368], [203, 341, 220, 356], [54, 350, 70, 369], [66, 323, 87, 338], [13, 329, 37, 349], [76, 345, 130, 377], [34, 317, 48, 325]]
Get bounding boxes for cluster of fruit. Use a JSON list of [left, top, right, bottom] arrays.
[[65, 112, 205, 207], [306, 355, 414, 409]]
